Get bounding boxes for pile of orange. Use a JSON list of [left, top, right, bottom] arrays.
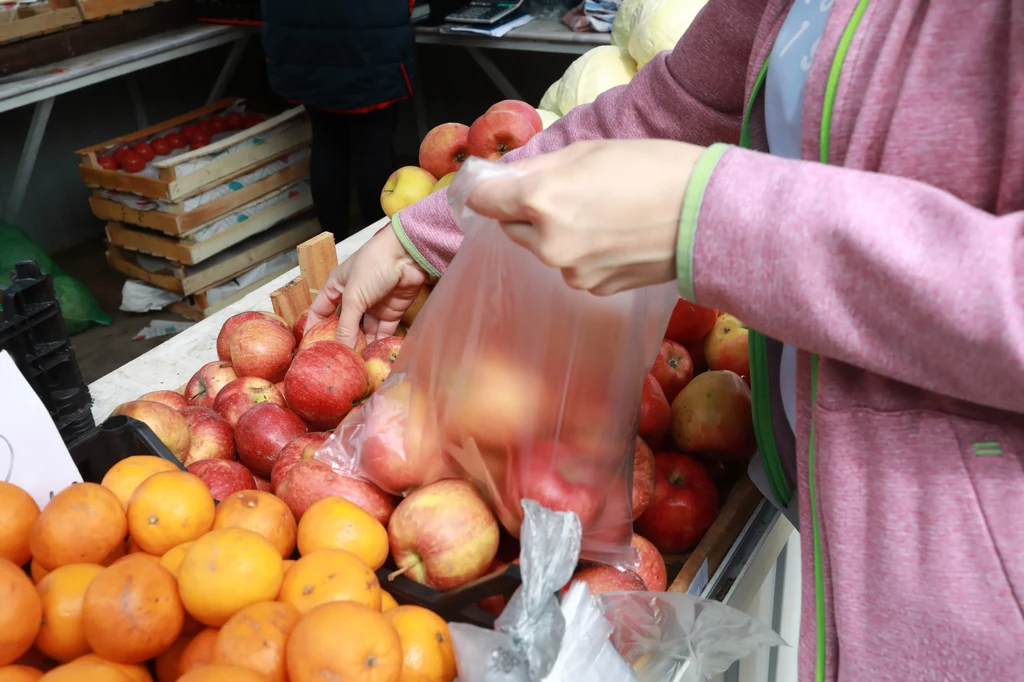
[[0, 463, 457, 682]]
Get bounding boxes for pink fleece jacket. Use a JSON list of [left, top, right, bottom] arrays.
[[394, 1, 1024, 679]]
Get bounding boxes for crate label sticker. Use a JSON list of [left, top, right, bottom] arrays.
[[0, 351, 83, 507], [686, 558, 710, 597]]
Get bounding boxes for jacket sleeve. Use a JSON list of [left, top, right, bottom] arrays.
[[393, 0, 766, 277], [678, 144, 1024, 414]]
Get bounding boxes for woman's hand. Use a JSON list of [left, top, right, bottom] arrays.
[[307, 224, 427, 348], [465, 139, 706, 295]]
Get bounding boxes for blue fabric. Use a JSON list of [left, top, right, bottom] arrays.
[[764, 0, 836, 159]]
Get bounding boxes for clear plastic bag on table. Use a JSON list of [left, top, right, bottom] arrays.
[[317, 158, 677, 566]]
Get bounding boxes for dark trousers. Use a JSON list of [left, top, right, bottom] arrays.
[[306, 105, 400, 239]]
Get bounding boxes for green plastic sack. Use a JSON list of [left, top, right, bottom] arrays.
[[1, 223, 111, 335]]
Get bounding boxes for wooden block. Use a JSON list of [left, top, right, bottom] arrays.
[[296, 232, 338, 293], [668, 477, 763, 595], [270, 276, 312, 326], [0, 5, 82, 45]]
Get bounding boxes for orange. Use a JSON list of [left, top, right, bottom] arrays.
[[0, 558, 41, 666], [154, 635, 192, 682], [287, 601, 402, 682], [381, 591, 399, 611], [125, 536, 145, 554], [384, 606, 456, 682], [278, 550, 381, 615], [0, 483, 40, 567], [12, 648, 49, 671], [29, 483, 126, 571], [127, 472, 215, 556], [212, 491, 296, 559], [29, 561, 48, 585], [178, 629, 218, 676], [177, 529, 283, 627], [157, 542, 194, 578], [114, 552, 160, 567], [101, 456, 180, 509], [34, 564, 105, 662], [39, 660, 131, 682], [0, 665, 42, 681], [177, 665, 268, 682], [212, 601, 300, 682], [81, 554, 185, 663], [296, 496, 388, 569], [103, 542, 127, 565], [282, 559, 295, 576], [72, 656, 151, 682]]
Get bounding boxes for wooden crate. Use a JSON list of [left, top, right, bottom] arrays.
[[105, 181, 313, 265], [268, 232, 340, 325], [106, 215, 321, 296], [0, 1, 81, 45], [76, 0, 170, 20], [88, 156, 310, 236], [168, 265, 298, 322], [76, 100, 311, 201]]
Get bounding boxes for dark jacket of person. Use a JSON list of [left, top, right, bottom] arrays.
[[261, 0, 416, 113]]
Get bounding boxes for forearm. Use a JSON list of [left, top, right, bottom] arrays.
[[681, 145, 1024, 413], [396, 0, 764, 276]]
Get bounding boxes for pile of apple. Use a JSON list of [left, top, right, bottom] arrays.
[[380, 99, 544, 218]]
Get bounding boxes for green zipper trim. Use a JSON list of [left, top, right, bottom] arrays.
[[749, 331, 793, 504], [739, 59, 770, 150], [391, 214, 443, 279], [677, 143, 730, 303]]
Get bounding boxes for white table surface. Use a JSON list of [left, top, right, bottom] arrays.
[[87, 220, 380, 421]]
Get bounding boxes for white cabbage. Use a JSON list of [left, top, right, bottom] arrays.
[[628, 0, 707, 68], [536, 109, 561, 130], [555, 46, 638, 115]]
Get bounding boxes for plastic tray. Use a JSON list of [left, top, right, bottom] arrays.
[[1, 261, 94, 443]]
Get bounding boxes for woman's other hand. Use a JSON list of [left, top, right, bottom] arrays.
[[465, 139, 705, 295], [307, 224, 427, 348]]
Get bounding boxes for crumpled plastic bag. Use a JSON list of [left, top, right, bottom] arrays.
[[317, 159, 676, 566], [450, 501, 786, 682]]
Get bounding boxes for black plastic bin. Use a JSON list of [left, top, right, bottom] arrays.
[[69, 415, 187, 484]]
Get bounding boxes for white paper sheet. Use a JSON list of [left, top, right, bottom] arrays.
[[0, 351, 83, 508]]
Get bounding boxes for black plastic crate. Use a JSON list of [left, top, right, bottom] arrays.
[[379, 561, 521, 628], [194, 0, 261, 25], [1, 261, 94, 443], [68, 415, 187, 484]]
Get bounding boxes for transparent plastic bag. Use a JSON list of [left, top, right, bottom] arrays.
[[318, 159, 676, 565]]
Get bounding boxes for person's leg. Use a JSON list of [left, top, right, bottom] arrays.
[[306, 107, 353, 239], [348, 104, 400, 230]]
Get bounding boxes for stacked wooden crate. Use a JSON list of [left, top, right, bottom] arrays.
[[77, 98, 318, 321], [0, 0, 82, 45]]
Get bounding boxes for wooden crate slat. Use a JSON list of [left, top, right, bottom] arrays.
[[76, 0, 171, 20], [88, 158, 310, 236], [0, 5, 82, 45], [75, 98, 237, 156], [169, 268, 295, 322], [296, 232, 338, 293], [270, 276, 312, 325]]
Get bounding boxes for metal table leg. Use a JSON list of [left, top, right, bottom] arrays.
[[5, 97, 55, 223], [206, 35, 250, 105], [465, 46, 522, 101]]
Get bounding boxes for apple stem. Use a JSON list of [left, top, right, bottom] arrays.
[[388, 564, 415, 582]]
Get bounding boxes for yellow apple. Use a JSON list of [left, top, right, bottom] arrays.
[[380, 166, 437, 218], [432, 172, 457, 193]]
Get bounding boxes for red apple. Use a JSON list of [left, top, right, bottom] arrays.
[[298, 317, 368, 353], [635, 453, 719, 553], [178, 406, 235, 466], [284, 341, 368, 430], [229, 318, 296, 383], [665, 300, 718, 343], [418, 122, 470, 179], [213, 377, 286, 427], [670, 370, 755, 461], [684, 338, 708, 374], [388, 479, 500, 590], [487, 100, 543, 133], [275, 381, 287, 405], [111, 400, 190, 461], [704, 314, 750, 379], [638, 374, 670, 446], [253, 474, 273, 492], [504, 441, 602, 536], [275, 459, 397, 524], [467, 110, 536, 161], [361, 336, 402, 393], [139, 390, 189, 411], [216, 311, 289, 361], [185, 361, 239, 409], [650, 339, 694, 403], [561, 565, 647, 597], [187, 458, 256, 501], [631, 436, 655, 520], [271, 432, 332, 491], [631, 534, 667, 591], [292, 309, 310, 343], [234, 403, 307, 476]]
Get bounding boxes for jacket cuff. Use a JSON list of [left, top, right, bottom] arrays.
[[676, 143, 731, 302], [391, 214, 442, 279]]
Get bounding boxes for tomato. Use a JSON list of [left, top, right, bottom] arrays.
[[241, 114, 265, 128], [151, 138, 172, 156], [196, 120, 213, 136], [225, 112, 243, 130], [119, 150, 146, 173], [165, 133, 186, 149], [189, 130, 211, 150], [113, 147, 130, 163], [133, 142, 155, 162], [180, 125, 198, 141], [97, 156, 118, 170], [209, 115, 227, 134]]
